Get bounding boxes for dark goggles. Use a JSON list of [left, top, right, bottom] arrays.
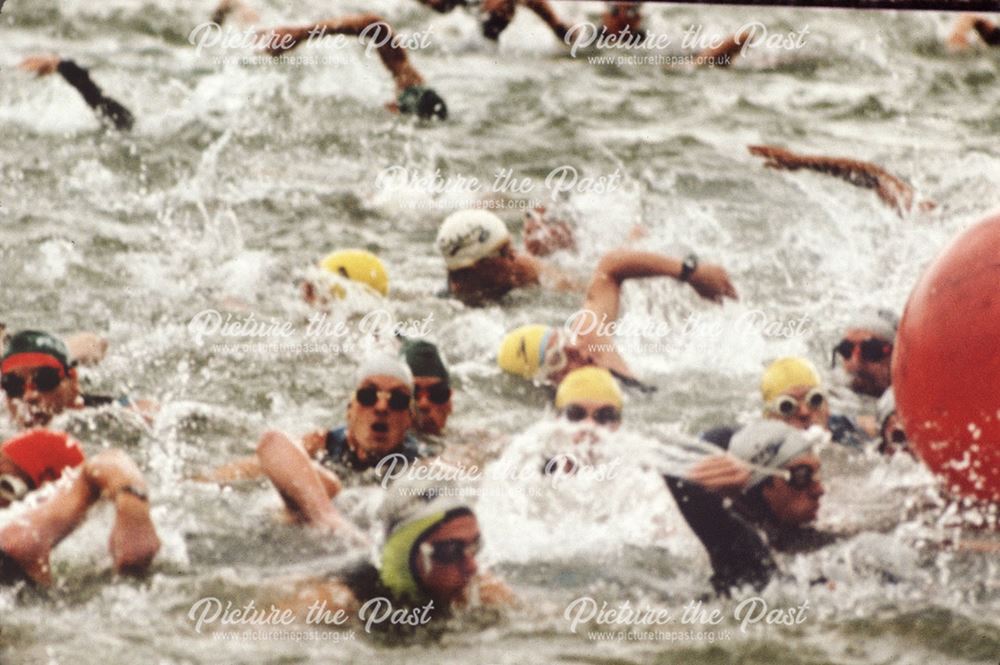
[[355, 386, 411, 411], [784, 464, 819, 491], [771, 389, 826, 417], [563, 404, 622, 426], [1, 366, 64, 399], [414, 382, 451, 405], [888, 428, 907, 445], [429, 536, 481, 565], [832, 338, 892, 365]]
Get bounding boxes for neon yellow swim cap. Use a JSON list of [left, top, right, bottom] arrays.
[[497, 324, 551, 379], [555, 367, 623, 410], [761, 357, 820, 403], [319, 249, 389, 297]]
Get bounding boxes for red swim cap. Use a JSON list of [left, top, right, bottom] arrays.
[[1, 429, 85, 488]]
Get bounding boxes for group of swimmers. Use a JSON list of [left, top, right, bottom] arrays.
[[1, 195, 918, 614], [6, 0, 998, 632]]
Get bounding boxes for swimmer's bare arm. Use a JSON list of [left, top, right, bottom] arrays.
[[18, 55, 134, 131], [0, 449, 159, 585], [685, 454, 752, 495], [277, 577, 360, 619], [261, 15, 423, 92], [64, 331, 109, 366], [256, 431, 363, 541], [696, 26, 752, 67], [748, 145, 936, 216], [948, 14, 1000, 49], [197, 430, 338, 495], [520, 0, 570, 40]]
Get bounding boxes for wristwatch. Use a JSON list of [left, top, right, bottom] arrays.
[[680, 253, 699, 282]]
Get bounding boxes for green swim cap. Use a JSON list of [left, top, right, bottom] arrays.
[[400, 339, 449, 384], [397, 85, 448, 120], [1, 330, 70, 373], [377, 481, 473, 602]]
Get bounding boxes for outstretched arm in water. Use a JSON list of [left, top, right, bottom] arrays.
[[19, 55, 134, 131], [748, 144, 936, 216], [0, 449, 159, 585]]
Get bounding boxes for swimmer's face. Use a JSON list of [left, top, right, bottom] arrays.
[[346, 375, 412, 461], [447, 242, 526, 302], [415, 513, 480, 604], [840, 328, 893, 398], [559, 399, 622, 432], [411, 376, 452, 435], [2, 361, 79, 429], [766, 384, 829, 432], [762, 453, 824, 527]]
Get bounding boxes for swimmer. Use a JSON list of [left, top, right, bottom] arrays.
[[0, 431, 159, 586], [948, 14, 1000, 50], [259, 14, 447, 120], [277, 481, 512, 621], [400, 339, 453, 436], [667, 420, 833, 593], [301, 249, 389, 306], [18, 55, 134, 131], [761, 357, 870, 448], [437, 209, 584, 304], [415, 0, 569, 41], [207, 352, 427, 486], [1, 330, 152, 430], [496, 248, 736, 388], [831, 309, 897, 399], [748, 144, 937, 217]]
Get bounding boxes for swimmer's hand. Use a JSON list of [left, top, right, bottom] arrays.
[[259, 26, 310, 56], [685, 454, 751, 492], [19, 55, 61, 77], [688, 262, 738, 303], [523, 207, 576, 256], [947, 14, 980, 51], [481, 0, 516, 40], [748, 144, 800, 170], [65, 331, 108, 366]]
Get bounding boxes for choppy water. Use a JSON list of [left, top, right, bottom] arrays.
[[2, 1, 1000, 663]]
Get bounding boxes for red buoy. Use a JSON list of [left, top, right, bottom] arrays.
[[893, 213, 1000, 504]]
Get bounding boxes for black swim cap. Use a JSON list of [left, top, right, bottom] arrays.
[[398, 86, 448, 120]]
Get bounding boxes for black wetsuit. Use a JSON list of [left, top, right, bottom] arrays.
[[974, 18, 1000, 46], [664, 426, 838, 594], [56, 60, 134, 131], [321, 427, 425, 484]]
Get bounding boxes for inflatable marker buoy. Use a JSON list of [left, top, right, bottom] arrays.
[[893, 214, 1000, 503]]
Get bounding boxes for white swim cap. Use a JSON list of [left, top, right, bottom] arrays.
[[435, 210, 511, 270]]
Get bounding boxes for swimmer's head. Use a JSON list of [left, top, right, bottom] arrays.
[[761, 357, 828, 431], [319, 249, 389, 298], [555, 367, 623, 430], [398, 85, 448, 121], [437, 210, 529, 302], [0, 430, 85, 507], [729, 420, 823, 527], [833, 309, 897, 398], [1, 330, 80, 429], [347, 352, 413, 461], [378, 480, 479, 605], [400, 339, 452, 436]]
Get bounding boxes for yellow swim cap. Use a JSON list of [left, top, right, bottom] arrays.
[[761, 357, 821, 403], [555, 367, 623, 410], [319, 249, 389, 297], [497, 324, 551, 379]]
